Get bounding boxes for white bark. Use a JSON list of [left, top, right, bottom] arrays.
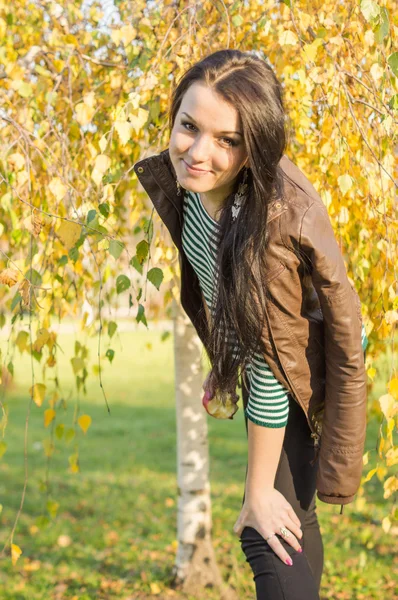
[[171, 300, 238, 599]]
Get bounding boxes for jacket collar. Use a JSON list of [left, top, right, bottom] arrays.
[[133, 148, 288, 250]]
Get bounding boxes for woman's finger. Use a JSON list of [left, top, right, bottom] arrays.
[[284, 515, 303, 543], [287, 505, 302, 529], [265, 534, 294, 566]]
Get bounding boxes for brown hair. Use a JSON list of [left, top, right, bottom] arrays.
[[168, 49, 288, 402]]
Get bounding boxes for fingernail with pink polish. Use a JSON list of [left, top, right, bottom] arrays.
[[298, 548, 303, 553], [286, 557, 293, 566]]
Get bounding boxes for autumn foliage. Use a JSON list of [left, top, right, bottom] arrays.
[[0, 0, 397, 564]]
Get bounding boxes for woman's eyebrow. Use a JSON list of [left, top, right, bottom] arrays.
[[181, 111, 243, 136]]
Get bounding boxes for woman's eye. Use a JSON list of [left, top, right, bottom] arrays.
[[182, 121, 196, 132], [181, 121, 236, 147]]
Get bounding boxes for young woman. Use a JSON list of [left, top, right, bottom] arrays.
[[134, 49, 368, 599]]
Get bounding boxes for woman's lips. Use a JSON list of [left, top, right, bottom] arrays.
[[182, 159, 210, 174]]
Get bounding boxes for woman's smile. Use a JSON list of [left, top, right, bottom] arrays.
[[182, 158, 211, 175]]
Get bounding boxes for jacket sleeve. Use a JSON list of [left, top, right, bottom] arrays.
[[299, 200, 367, 505]]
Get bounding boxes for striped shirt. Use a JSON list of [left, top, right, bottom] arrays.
[[181, 190, 368, 428]]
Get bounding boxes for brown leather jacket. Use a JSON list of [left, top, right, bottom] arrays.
[[133, 149, 367, 511]]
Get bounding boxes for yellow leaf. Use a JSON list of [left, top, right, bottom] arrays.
[[128, 108, 148, 134], [0, 268, 20, 287], [150, 582, 161, 595], [383, 475, 398, 499], [75, 102, 95, 125], [30, 383, 46, 407], [11, 544, 22, 566], [94, 154, 111, 173], [381, 516, 391, 533], [367, 367, 376, 380], [99, 134, 108, 153], [379, 394, 396, 419], [71, 356, 84, 374], [44, 409, 56, 427], [8, 152, 25, 171], [386, 417, 395, 444], [78, 414, 91, 434], [385, 447, 398, 467], [378, 435, 385, 458], [279, 30, 298, 46], [362, 451, 369, 466], [34, 328, 50, 352], [48, 177, 67, 201], [15, 331, 29, 353], [0, 441, 7, 459], [338, 174, 353, 195], [388, 378, 398, 399], [301, 39, 322, 62], [363, 466, 377, 483], [68, 452, 79, 473], [57, 221, 81, 250], [115, 120, 133, 146]]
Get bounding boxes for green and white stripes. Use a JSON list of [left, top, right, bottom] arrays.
[[182, 190, 289, 428]]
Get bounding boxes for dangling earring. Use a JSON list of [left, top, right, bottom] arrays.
[[231, 167, 248, 222], [176, 179, 182, 196]]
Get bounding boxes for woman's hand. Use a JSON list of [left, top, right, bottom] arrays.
[[202, 370, 240, 419], [233, 487, 303, 565]]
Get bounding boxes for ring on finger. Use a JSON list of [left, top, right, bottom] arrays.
[[280, 526, 291, 538]]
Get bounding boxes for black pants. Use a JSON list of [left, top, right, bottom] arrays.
[[240, 391, 323, 599]]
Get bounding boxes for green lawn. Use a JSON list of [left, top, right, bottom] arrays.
[[0, 325, 396, 599]]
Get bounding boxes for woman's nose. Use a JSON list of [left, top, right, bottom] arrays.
[[187, 135, 211, 163]]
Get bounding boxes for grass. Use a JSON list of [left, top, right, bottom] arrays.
[[0, 324, 396, 599]]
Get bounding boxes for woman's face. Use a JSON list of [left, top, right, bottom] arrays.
[[169, 82, 248, 198]]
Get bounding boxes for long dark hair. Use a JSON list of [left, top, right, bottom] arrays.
[[168, 49, 288, 403]]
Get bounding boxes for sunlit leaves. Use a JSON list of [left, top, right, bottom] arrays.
[[57, 221, 81, 250], [338, 174, 353, 195], [360, 0, 380, 22], [11, 543, 22, 566], [48, 177, 67, 201], [44, 409, 56, 427], [30, 383, 46, 407], [91, 154, 111, 186], [78, 414, 91, 434]]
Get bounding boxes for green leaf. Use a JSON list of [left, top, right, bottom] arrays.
[[136, 287, 142, 302], [108, 321, 117, 338], [58, 255, 68, 266], [136, 303, 148, 327], [374, 8, 389, 44], [106, 348, 115, 363], [24, 268, 42, 286], [143, 217, 153, 244], [387, 52, 398, 77], [147, 267, 163, 290], [136, 240, 149, 264], [130, 255, 143, 275], [388, 94, 398, 110], [11, 293, 22, 311], [161, 331, 171, 342], [109, 239, 124, 260], [69, 247, 79, 263], [116, 274, 130, 294], [99, 203, 110, 218], [87, 209, 97, 224]]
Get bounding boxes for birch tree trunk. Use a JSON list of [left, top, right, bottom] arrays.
[[170, 300, 238, 600]]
